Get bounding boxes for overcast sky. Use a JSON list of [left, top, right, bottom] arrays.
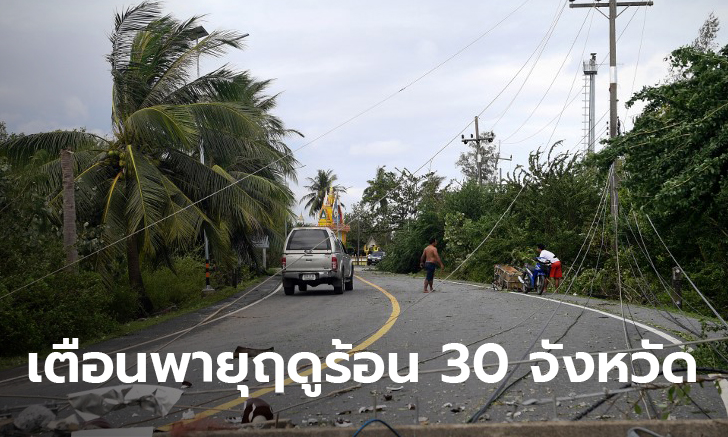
[[1, 1, 726, 218]]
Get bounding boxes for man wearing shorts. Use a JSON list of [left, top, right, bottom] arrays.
[[420, 237, 444, 293], [537, 243, 562, 291]]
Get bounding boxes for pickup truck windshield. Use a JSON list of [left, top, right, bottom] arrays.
[[287, 229, 332, 251]]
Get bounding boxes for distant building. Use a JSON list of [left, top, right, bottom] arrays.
[[365, 237, 379, 254], [317, 187, 350, 244]]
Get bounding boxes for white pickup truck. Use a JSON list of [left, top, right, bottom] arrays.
[[281, 227, 354, 295]]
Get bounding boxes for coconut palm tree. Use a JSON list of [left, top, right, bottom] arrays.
[[2, 2, 297, 314], [300, 169, 346, 217]]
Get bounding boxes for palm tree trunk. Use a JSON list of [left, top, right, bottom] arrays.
[[126, 234, 152, 315], [60, 149, 78, 269]]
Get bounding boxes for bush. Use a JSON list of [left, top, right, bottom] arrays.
[[142, 256, 251, 311], [0, 271, 119, 356], [143, 257, 203, 310]]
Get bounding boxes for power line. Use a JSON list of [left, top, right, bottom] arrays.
[[488, 0, 569, 131], [500, 4, 597, 142], [0, 0, 536, 301]]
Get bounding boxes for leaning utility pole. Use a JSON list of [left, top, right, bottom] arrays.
[[493, 141, 512, 185], [475, 116, 481, 186], [461, 116, 482, 185], [570, 0, 653, 226], [461, 116, 495, 185]]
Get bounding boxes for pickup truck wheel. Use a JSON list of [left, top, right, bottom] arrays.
[[345, 267, 354, 291], [283, 279, 295, 295], [333, 275, 344, 294]]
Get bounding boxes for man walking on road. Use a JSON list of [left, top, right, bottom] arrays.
[[537, 243, 562, 291], [420, 237, 444, 293]]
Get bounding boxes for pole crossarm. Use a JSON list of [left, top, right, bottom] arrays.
[[569, 2, 653, 8]]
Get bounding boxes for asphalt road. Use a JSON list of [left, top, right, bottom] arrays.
[[1, 268, 726, 432]]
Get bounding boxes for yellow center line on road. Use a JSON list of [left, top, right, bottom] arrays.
[[158, 274, 399, 430]]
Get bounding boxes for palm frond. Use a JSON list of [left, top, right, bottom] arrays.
[[124, 145, 169, 256], [190, 101, 263, 141], [124, 105, 198, 151], [1, 131, 108, 166], [142, 27, 249, 107], [108, 1, 164, 72], [158, 174, 232, 265], [36, 150, 100, 196], [96, 171, 127, 281]]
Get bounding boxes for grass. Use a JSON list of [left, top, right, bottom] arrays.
[[0, 273, 267, 371]]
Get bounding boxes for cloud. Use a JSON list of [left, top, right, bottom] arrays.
[[349, 140, 410, 156], [64, 96, 89, 121], [2, 0, 728, 207], [340, 187, 365, 210]]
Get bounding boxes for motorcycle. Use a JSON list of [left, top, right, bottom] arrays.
[[518, 257, 551, 295]]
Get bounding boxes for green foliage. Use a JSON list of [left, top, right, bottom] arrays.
[[360, 167, 445, 244], [690, 321, 728, 369], [0, 121, 8, 142], [594, 43, 728, 319], [692, 13, 720, 53], [301, 169, 346, 217], [378, 207, 445, 274], [378, 145, 603, 284], [0, 271, 120, 356], [142, 256, 250, 309], [598, 45, 728, 224], [1, 2, 298, 314], [456, 131, 497, 183], [0, 254, 250, 357], [143, 256, 205, 309]]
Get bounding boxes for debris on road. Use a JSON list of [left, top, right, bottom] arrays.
[[13, 404, 55, 433], [79, 417, 112, 430], [358, 405, 387, 414], [386, 386, 404, 391], [182, 409, 195, 420], [240, 398, 274, 423], [180, 381, 192, 389], [68, 384, 183, 421], [334, 418, 352, 427], [406, 403, 416, 410], [46, 414, 81, 433]]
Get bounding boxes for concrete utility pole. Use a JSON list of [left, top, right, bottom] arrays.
[[570, 0, 653, 227], [583, 53, 598, 153], [461, 116, 495, 185], [493, 141, 512, 185], [475, 117, 481, 186]]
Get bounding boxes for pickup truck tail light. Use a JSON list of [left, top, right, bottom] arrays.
[[281, 256, 286, 269], [331, 255, 338, 271]]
